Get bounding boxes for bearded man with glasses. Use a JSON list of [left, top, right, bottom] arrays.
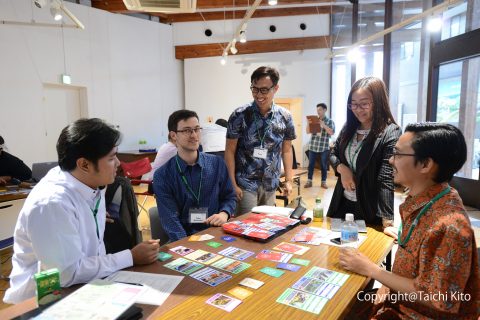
[[225, 66, 296, 216]]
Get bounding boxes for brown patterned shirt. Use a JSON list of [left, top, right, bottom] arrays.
[[373, 183, 479, 319]]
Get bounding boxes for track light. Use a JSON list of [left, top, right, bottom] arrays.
[[220, 52, 227, 65], [268, 0, 278, 5], [230, 39, 238, 54], [239, 31, 247, 43], [50, 0, 62, 21]]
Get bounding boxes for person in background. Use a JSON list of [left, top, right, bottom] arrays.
[[4, 118, 159, 304], [304, 103, 335, 189], [153, 110, 236, 242], [339, 123, 479, 319], [327, 77, 401, 229], [215, 118, 228, 128], [152, 135, 177, 172], [0, 135, 32, 185], [225, 66, 296, 215]]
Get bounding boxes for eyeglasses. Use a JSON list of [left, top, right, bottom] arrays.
[[176, 127, 203, 136], [347, 101, 372, 110], [392, 149, 416, 159], [250, 85, 275, 95]]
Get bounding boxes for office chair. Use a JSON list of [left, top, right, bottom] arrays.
[[31, 161, 58, 182], [148, 207, 169, 245], [120, 157, 154, 215]]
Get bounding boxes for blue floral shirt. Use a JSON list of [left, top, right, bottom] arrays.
[[227, 102, 296, 192]]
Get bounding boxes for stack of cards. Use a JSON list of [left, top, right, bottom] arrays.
[[211, 258, 251, 274], [190, 267, 231, 287], [218, 247, 255, 261], [273, 242, 310, 255], [164, 258, 203, 275], [256, 250, 292, 263], [206, 293, 242, 312]]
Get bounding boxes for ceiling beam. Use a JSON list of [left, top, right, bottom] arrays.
[[156, 6, 331, 23], [175, 35, 330, 59]]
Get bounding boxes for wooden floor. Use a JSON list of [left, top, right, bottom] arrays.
[[1, 168, 479, 311]]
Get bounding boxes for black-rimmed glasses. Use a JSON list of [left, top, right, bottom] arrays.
[[176, 127, 203, 136], [250, 85, 275, 95], [347, 101, 372, 110], [392, 149, 416, 159]]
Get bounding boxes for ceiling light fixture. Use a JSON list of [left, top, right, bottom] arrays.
[[50, 0, 62, 21], [268, 0, 278, 5], [220, 52, 227, 65], [230, 39, 238, 54], [427, 17, 442, 32]]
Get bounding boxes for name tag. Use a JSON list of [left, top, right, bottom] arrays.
[[189, 207, 208, 223], [253, 147, 267, 159]]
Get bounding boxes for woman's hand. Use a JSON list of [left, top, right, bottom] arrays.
[[338, 164, 356, 192]]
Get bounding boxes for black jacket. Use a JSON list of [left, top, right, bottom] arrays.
[[327, 123, 401, 225], [0, 151, 32, 181]]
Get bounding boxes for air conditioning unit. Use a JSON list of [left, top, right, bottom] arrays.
[[123, 0, 197, 13]]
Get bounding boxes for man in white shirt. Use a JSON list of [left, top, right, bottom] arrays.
[[4, 118, 160, 304], [152, 136, 177, 171]]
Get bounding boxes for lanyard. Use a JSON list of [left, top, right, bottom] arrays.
[[253, 106, 275, 147], [91, 196, 101, 239], [347, 136, 364, 173], [175, 155, 203, 206], [397, 186, 451, 247]]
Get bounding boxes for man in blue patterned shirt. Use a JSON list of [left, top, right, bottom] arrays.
[[153, 110, 236, 242], [225, 66, 296, 215], [304, 103, 335, 189]]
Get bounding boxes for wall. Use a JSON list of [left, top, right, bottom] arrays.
[[0, 0, 183, 166], [184, 48, 331, 163]]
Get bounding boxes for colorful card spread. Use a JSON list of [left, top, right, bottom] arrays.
[[184, 250, 222, 265], [169, 246, 195, 256], [256, 250, 292, 263], [276, 263, 301, 272], [303, 267, 349, 286], [206, 293, 242, 312], [260, 267, 285, 278], [206, 241, 223, 248], [157, 252, 173, 262], [190, 267, 232, 287], [218, 247, 255, 261], [290, 258, 311, 267], [291, 227, 334, 245], [239, 278, 264, 290], [276, 288, 328, 315], [228, 286, 253, 300], [221, 236, 236, 242], [222, 213, 300, 242], [211, 257, 251, 274], [273, 242, 310, 255], [164, 258, 204, 275]]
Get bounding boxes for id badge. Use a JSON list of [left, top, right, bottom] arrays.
[[189, 207, 208, 223], [253, 147, 267, 159]]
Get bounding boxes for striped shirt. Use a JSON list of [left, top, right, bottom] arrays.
[[308, 116, 335, 152]]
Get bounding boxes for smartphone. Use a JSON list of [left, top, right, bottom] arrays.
[[290, 206, 306, 220], [330, 237, 341, 245]]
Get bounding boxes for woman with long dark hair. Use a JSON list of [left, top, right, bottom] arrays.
[[327, 77, 401, 228]]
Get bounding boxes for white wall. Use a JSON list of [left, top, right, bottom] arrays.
[[0, 0, 183, 166], [184, 49, 331, 163]]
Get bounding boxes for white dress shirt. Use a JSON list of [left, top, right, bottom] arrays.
[[152, 141, 177, 171], [4, 167, 133, 304]]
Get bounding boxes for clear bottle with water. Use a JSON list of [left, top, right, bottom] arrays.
[[341, 213, 358, 247], [313, 197, 323, 222]]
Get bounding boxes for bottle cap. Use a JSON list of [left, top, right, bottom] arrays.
[[315, 197, 321, 203], [345, 213, 354, 221]]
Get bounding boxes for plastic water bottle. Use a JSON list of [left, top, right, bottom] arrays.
[[313, 197, 323, 222], [341, 213, 358, 247]]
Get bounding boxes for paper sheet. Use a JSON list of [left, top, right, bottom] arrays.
[[106, 271, 184, 305]]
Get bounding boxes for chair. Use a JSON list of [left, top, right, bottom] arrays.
[[31, 161, 58, 182], [148, 206, 169, 245], [120, 157, 154, 215], [276, 145, 303, 206]]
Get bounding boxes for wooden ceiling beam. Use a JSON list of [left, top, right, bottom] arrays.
[[91, 0, 130, 13], [175, 35, 330, 59], [155, 6, 331, 23]]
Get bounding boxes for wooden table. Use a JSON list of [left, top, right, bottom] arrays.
[[0, 218, 393, 320], [117, 150, 157, 163]]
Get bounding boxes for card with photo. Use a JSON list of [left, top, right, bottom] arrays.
[[190, 267, 232, 287], [211, 257, 251, 274], [169, 246, 195, 256], [218, 247, 255, 261], [206, 293, 242, 312], [164, 258, 204, 275], [184, 250, 222, 265]]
